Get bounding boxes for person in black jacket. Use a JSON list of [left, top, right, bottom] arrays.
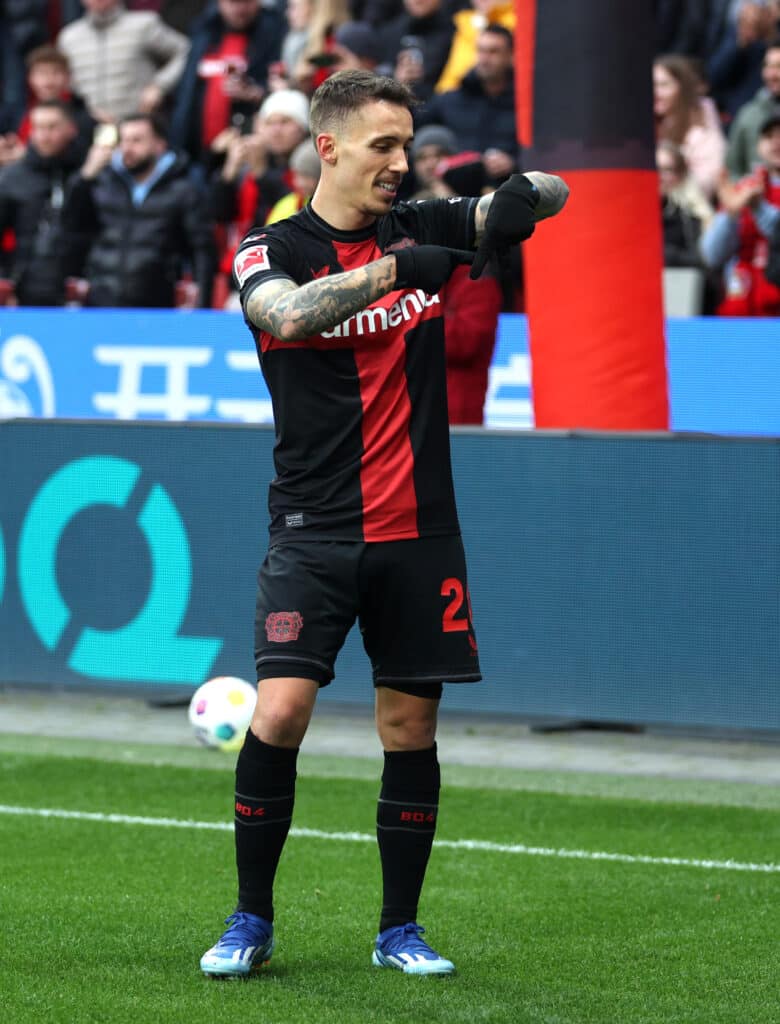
[[0, 100, 86, 305], [169, 0, 286, 169], [377, 0, 454, 102], [64, 111, 215, 307], [417, 24, 518, 188]]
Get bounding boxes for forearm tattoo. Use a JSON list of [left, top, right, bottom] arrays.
[[245, 256, 398, 341], [474, 194, 492, 245]]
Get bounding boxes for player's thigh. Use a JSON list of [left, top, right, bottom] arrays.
[[359, 534, 481, 686], [255, 541, 360, 686]]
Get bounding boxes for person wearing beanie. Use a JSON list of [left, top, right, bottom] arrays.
[[409, 123, 458, 197], [257, 88, 311, 134], [210, 87, 310, 305], [332, 21, 383, 71]]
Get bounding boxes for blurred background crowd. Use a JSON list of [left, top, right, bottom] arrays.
[[1, 0, 780, 423]]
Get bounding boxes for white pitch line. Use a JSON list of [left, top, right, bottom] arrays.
[[1, 804, 778, 875]]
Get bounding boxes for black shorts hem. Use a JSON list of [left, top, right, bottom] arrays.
[[256, 656, 333, 687], [374, 671, 482, 685]]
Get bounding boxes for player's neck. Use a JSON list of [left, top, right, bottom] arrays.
[[310, 186, 376, 233]]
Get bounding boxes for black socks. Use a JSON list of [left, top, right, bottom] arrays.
[[376, 744, 441, 933], [234, 729, 298, 922]]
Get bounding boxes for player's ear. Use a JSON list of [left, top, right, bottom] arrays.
[[316, 132, 337, 166]]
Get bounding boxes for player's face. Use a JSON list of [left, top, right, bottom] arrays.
[[329, 101, 413, 225]]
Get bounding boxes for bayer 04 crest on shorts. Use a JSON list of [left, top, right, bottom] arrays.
[[187, 676, 257, 751]]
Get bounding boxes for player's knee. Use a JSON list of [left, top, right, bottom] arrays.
[[378, 712, 437, 751], [251, 695, 312, 747]]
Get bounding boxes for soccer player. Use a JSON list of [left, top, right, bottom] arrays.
[[200, 69, 568, 979]]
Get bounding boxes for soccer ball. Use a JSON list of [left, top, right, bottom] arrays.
[[188, 676, 257, 751]]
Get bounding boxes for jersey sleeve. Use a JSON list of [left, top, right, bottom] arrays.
[[232, 227, 297, 306], [405, 196, 480, 250]]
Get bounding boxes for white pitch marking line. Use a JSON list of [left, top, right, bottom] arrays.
[[1, 804, 778, 874]]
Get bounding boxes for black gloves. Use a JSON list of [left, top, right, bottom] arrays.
[[394, 245, 475, 294], [470, 173, 539, 279]]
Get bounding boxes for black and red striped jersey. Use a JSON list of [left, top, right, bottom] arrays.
[[234, 197, 478, 544]]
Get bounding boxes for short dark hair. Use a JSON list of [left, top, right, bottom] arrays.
[[30, 99, 76, 121], [309, 70, 416, 136], [26, 44, 70, 72], [119, 111, 169, 141], [481, 24, 513, 49]]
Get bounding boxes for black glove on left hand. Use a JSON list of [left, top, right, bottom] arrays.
[[470, 174, 539, 279], [394, 245, 475, 294]]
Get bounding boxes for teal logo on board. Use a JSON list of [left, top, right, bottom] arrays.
[[17, 455, 222, 682]]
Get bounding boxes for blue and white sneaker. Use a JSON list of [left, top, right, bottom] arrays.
[[372, 923, 455, 975], [200, 911, 274, 978]]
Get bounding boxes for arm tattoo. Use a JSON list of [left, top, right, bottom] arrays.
[[474, 193, 494, 245], [245, 256, 398, 341]]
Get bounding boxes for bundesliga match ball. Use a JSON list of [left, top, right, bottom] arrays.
[[188, 676, 257, 751]]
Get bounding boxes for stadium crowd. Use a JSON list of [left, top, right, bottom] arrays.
[[1, 0, 780, 421]]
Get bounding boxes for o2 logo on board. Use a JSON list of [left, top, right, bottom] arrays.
[[9, 455, 222, 683]]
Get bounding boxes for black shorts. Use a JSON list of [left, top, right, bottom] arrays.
[[254, 535, 482, 694]]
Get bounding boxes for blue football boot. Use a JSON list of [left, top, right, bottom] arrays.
[[200, 911, 274, 978], [372, 923, 455, 975]]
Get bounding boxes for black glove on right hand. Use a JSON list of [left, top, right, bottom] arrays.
[[394, 245, 475, 295], [470, 173, 539, 280]]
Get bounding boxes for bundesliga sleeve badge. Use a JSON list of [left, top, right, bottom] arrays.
[[234, 241, 271, 288]]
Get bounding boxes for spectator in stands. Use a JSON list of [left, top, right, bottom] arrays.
[[15, 46, 95, 163], [0, 100, 85, 306], [727, 36, 780, 176], [57, 0, 190, 124], [434, 0, 514, 94], [657, 139, 714, 268], [63, 111, 215, 307], [654, 53, 727, 197], [707, 0, 780, 119], [280, 0, 315, 85], [378, 0, 455, 101], [289, 0, 357, 94], [330, 21, 382, 73], [699, 110, 780, 314], [211, 88, 309, 234], [216, 135, 320, 306], [265, 137, 320, 224], [408, 123, 458, 198], [210, 88, 309, 300], [0, 1, 82, 133], [170, 0, 286, 167], [420, 25, 517, 189]]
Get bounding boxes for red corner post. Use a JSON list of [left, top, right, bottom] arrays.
[[515, 0, 669, 429]]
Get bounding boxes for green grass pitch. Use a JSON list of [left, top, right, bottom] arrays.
[[1, 735, 778, 1024]]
